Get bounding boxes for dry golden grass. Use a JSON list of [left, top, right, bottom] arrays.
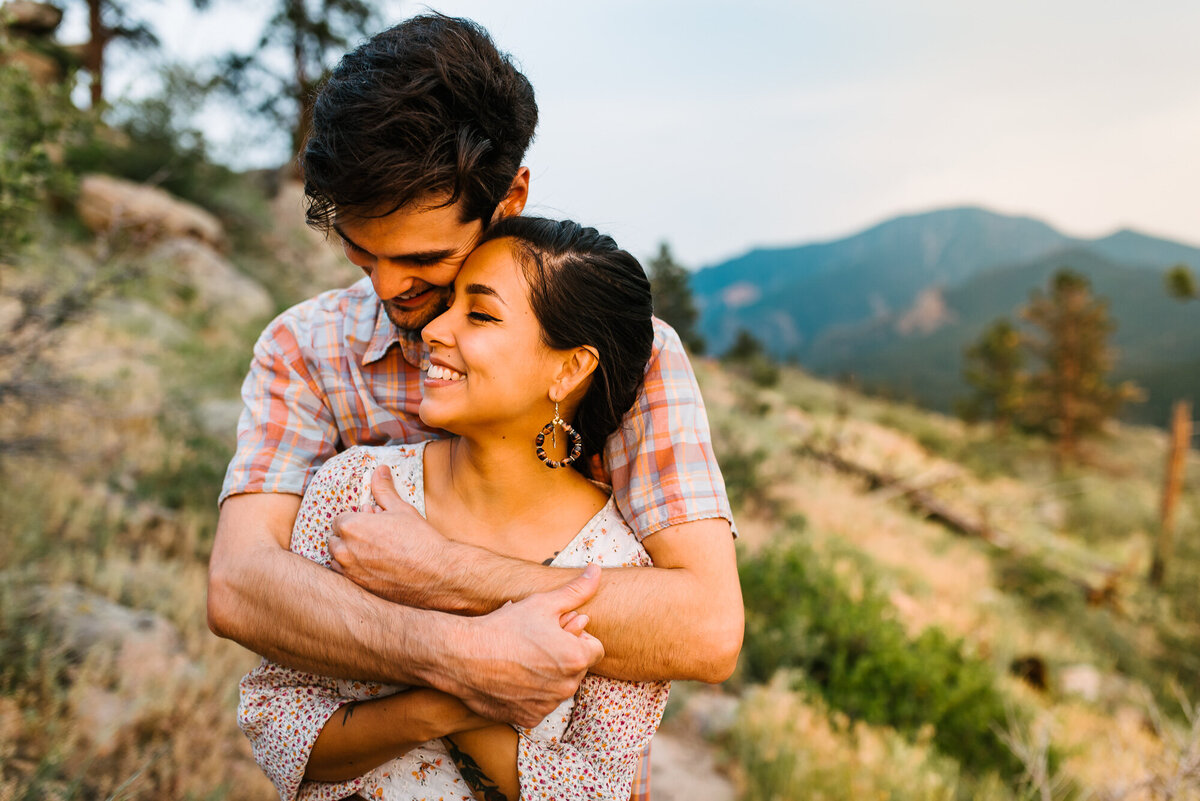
[[730, 675, 1013, 801]]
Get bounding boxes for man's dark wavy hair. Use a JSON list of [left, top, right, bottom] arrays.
[[478, 217, 655, 476], [301, 14, 538, 229]]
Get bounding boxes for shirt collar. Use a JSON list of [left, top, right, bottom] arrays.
[[362, 298, 429, 370]]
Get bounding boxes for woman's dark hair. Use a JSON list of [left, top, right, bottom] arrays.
[[302, 14, 538, 228], [479, 217, 655, 475]]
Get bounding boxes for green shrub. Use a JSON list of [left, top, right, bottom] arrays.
[[0, 47, 81, 257], [731, 678, 1016, 801], [739, 534, 1025, 779], [713, 425, 768, 513]]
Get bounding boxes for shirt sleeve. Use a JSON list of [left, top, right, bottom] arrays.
[[219, 307, 341, 505], [235, 447, 381, 801], [515, 675, 670, 801], [604, 318, 736, 539], [238, 661, 364, 801]]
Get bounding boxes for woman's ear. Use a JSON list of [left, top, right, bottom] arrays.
[[550, 345, 600, 403], [491, 167, 531, 222]]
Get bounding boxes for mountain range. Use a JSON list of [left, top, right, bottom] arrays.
[[691, 207, 1200, 426]]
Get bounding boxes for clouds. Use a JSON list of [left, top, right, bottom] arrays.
[[65, 0, 1200, 266]]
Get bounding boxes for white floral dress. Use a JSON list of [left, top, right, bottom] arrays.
[[238, 441, 670, 801]]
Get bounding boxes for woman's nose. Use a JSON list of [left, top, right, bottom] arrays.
[[422, 308, 453, 347]]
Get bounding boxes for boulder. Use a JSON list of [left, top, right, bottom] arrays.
[[22, 583, 198, 757], [2, 1, 63, 35], [77, 174, 226, 250], [96, 297, 191, 346], [146, 237, 273, 322], [267, 178, 360, 294], [25, 583, 187, 675], [0, 44, 60, 85]]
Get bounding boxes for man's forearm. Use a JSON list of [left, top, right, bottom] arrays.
[[418, 555, 736, 682], [210, 492, 605, 728], [381, 519, 744, 683], [209, 536, 457, 686]]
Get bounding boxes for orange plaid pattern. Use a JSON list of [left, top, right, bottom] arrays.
[[631, 742, 653, 801]]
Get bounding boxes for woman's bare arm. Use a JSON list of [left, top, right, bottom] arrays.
[[443, 726, 521, 801], [305, 689, 492, 782]]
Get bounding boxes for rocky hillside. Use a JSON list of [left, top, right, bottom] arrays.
[[0, 170, 356, 798]]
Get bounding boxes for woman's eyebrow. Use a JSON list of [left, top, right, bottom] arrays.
[[465, 283, 507, 306]]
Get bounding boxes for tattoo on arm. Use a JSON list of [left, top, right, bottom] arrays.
[[444, 736, 509, 801], [340, 703, 356, 726]]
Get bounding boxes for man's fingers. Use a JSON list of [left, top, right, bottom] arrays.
[[326, 534, 347, 572], [561, 613, 589, 636], [535, 563, 601, 615], [369, 464, 404, 511], [576, 630, 605, 667]]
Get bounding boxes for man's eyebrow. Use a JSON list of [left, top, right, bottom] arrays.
[[331, 224, 457, 263], [465, 283, 506, 305]]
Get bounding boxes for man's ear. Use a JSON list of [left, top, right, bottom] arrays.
[[492, 167, 530, 222], [550, 345, 600, 403]]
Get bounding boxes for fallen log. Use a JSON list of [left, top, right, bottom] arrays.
[[797, 442, 1010, 546], [796, 441, 1129, 611]]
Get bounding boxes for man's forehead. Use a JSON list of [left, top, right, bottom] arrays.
[[334, 200, 482, 253]]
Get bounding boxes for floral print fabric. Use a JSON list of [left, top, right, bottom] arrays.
[[238, 442, 670, 801]]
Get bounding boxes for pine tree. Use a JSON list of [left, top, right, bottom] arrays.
[[961, 318, 1024, 434], [219, 0, 377, 160], [1166, 264, 1197, 301], [79, 0, 159, 109], [1020, 269, 1140, 463], [647, 242, 705, 353], [725, 328, 765, 363]]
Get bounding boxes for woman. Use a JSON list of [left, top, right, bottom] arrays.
[[238, 217, 669, 801]]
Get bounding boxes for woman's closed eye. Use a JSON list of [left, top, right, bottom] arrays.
[[468, 310, 500, 323]]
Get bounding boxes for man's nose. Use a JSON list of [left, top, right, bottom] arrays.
[[372, 262, 419, 299]]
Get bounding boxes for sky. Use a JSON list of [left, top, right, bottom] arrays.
[[60, 0, 1200, 269]]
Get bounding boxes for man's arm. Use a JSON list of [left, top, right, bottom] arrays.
[[207, 491, 605, 727], [329, 467, 743, 683]]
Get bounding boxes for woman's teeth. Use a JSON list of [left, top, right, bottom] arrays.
[[427, 364, 465, 381]]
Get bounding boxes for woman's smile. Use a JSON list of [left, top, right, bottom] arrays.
[[425, 362, 466, 385]]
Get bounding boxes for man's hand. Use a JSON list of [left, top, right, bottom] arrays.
[[448, 565, 605, 726], [328, 464, 458, 608]]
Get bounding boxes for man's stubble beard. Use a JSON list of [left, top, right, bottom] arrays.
[[381, 286, 454, 333]]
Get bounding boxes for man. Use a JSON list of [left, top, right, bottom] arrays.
[[207, 13, 742, 796]]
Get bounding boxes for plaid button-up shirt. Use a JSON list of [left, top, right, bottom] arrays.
[[221, 277, 735, 799]]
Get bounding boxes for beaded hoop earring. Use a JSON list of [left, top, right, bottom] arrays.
[[535, 401, 583, 469]]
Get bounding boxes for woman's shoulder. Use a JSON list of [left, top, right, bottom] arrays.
[[555, 495, 652, 569], [305, 442, 428, 514]]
